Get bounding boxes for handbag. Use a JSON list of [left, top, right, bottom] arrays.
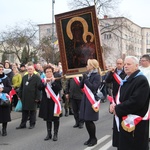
[[95, 84, 105, 101], [0, 93, 10, 107], [15, 100, 22, 112]]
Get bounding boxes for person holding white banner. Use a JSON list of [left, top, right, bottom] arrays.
[[38, 65, 62, 141], [79, 59, 101, 147]]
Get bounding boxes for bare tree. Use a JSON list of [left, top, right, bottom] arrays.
[[68, 0, 122, 17], [67, 0, 139, 65], [100, 17, 138, 61], [0, 22, 38, 63], [38, 36, 54, 63]]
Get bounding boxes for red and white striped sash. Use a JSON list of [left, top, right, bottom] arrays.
[[74, 77, 100, 112], [73, 77, 80, 86], [121, 111, 150, 132], [107, 94, 120, 131], [108, 72, 150, 132], [73, 77, 84, 92], [42, 79, 61, 117], [83, 84, 100, 112], [113, 72, 122, 85]]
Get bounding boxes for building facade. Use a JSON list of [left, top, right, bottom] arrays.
[[38, 16, 150, 66]]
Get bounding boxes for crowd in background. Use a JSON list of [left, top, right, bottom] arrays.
[[0, 54, 149, 149]]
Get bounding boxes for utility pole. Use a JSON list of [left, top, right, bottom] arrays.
[[52, 0, 55, 63]]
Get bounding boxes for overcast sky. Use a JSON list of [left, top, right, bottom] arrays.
[[0, 0, 150, 32]]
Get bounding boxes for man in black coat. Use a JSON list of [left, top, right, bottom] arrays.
[[106, 58, 126, 99], [105, 58, 126, 149], [110, 56, 150, 150], [16, 64, 41, 129]]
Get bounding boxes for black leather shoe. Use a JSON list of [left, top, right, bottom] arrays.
[[78, 123, 84, 129], [44, 134, 52, 141], [53, 133, 58, 141], [84, 139, 91, 145], [65, 112, 69, 117], [2, 129, 7, 136], [88, 139, 97, 147], [73, 124, 79, 128], [16, 126, 26, 129], [2, 132, 7, 136], [28, 125, 35, 129]]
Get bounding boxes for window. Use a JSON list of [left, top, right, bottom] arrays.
[[147, 49, 150, 53], [104, 34, 111, 40]]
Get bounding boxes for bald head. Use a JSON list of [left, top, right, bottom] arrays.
[[116, 58, 124, 70]]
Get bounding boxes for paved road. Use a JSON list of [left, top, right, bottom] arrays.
[[0, 101, 148, 150]]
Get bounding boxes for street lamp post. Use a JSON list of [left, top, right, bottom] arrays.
[[52, 0, 55, 63]]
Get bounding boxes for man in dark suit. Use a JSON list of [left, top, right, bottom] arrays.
[[106, 58, 126, 99], [105, 58, 126, 149], [16, 64, 41, 129]]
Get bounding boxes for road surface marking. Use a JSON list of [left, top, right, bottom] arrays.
[[84, 135, 111, 150], [99, 140, 112, 150]]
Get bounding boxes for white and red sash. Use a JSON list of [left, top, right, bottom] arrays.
[[121, 111, 150, 132], [73, 77, 80, 86], [74, 77, 100, 112], [73, 77, 84, 92], [109, 72, 150, 132], [113, 72, 122, 85], [108, 94, 120, 131], [83, 84, 100, 112], [42, 79, 61, 117]]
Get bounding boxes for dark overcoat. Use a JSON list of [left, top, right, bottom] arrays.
[[105, 68, 126, 97], [38, 79, 62, 121], [79, 72, 101, 121], [18, 74, 41, 110], [115, 70, 150, 150], [105, 69, 126, 147], [0, 73, 12, 123], [65, 78, 83, 100]]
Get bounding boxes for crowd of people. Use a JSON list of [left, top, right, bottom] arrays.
[[0, 54, 149, 149]]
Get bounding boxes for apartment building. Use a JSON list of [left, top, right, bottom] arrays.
[[38, 16, 150, 66]]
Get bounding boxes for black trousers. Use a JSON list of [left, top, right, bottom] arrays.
[[71, 98, 83, 124], [20, 110, 36, 127]]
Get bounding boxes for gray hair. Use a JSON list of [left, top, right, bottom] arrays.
[[125, 56, 139, 65]]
